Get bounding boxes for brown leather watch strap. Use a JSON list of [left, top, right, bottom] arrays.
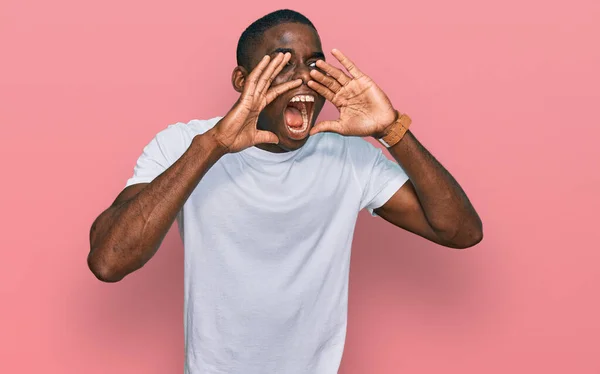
[[378, 110, 411, 148]]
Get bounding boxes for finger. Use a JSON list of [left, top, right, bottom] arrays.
[[255, 52, 286, 95], [267, 52, 292, 87], [307, 80, 336, 103], [331, 49, 363, 78], [244, 55, 271, 94], [309, 120, 344, 136], [309, 69, 342, 93], [257, 52, 291, 95], [254, 130, 279, 145], [315, 59, 351, 86], [264, 79, 303, 105]]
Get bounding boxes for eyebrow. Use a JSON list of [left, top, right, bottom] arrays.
[[269, 48, 325, 60]]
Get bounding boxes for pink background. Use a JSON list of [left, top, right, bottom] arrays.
[[1, 0, 599, 372]]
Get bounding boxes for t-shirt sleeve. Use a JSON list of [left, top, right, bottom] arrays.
[[125, 123, 188, 188], [348, 137, 410, 216]]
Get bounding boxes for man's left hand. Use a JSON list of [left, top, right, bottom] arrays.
[[307, 49, 397, 138]]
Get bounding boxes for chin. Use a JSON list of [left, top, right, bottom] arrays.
[[276, 127, 312, 151]]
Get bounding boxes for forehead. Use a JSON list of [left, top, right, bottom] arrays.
[[256, 23, 322, 57]]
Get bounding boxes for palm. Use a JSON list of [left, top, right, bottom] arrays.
[[307, 49, 397, 138], [212, 52, 302, 153], [335, 77, 395, 136], [221, 104, 261, 150]]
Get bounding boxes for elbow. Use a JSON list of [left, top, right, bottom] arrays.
[[87, 251, 125, 283], [438, 218, 484, 250], [453, 227, 483, 249]]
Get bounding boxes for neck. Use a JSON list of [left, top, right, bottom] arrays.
[[254, 143, 289, 153]]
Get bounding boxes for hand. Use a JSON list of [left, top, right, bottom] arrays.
[[213, 53, 302, 153], [307, 49, 397, 138]]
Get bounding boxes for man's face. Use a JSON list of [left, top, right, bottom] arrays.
[[236, 23, 326, 152]]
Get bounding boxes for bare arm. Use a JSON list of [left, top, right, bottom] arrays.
[[374, 131, 483, 249], [88, 52, 301, 282], [306, 49, 482, 249], [88, 130, 227, 282]]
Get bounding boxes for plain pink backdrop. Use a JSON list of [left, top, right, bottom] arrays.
[[1, 0, 599, 373]]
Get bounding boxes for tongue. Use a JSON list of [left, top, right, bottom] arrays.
[[284, 107, 304, 128]]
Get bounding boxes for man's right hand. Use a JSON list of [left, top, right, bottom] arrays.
[[212, 52, 302, 153]]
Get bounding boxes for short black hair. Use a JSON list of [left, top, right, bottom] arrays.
[[236, 9, 317, 69]]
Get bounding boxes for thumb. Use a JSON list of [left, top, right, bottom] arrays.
[[309, 120, 343, 136], [254, 130, 279, 145]]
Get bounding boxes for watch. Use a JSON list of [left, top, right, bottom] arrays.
[[377, 111, 411, 148]]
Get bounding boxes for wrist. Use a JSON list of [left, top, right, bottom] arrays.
[[374, 110, 412, 148], [193, 128, 230, 158], [372, 110, 400, 139]]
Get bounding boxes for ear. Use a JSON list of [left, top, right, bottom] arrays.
[[232, 66, 248, 93]]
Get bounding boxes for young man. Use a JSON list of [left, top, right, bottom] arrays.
[[88, 9, 483, 374]]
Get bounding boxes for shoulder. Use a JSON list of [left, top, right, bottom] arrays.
[[185, 116, 222, 136], [345, 135, 381, 153], [160, 116, 222, 140], [341, 135, 384, 166], [304, 132, 382, 163], [306, 131, 374, 151], [146, 116, 223, 163]]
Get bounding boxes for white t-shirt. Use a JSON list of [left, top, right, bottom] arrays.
[[125, 117, 409, 374]]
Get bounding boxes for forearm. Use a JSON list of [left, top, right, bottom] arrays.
[[387, 131, 482, 245], [88, 129, 226, 282]]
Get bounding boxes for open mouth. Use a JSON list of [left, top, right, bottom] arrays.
[[283, 94, 315, 140]]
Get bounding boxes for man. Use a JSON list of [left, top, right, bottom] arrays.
[[88, 9, 482, 374]]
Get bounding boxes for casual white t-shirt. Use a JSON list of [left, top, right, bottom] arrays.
[[125, 117, 409, 374]]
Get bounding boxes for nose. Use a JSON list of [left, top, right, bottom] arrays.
[[292, 64, 312, 85]]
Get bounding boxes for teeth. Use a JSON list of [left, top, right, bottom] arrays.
[[301, 105, 308, 124], [286, 95, 313, 135], [290, 95, 315, 103]]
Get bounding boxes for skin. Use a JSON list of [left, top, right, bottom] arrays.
[[88, 53, 301, 282], [231, 23, 326, 152], [88, 22, 482, 283], [306, 49, 483, 248]]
